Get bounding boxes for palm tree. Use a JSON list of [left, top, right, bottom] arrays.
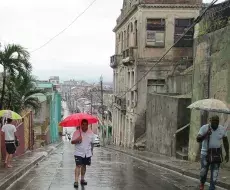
[[4, 72, 45, 113], [0, 44, 32, 109]]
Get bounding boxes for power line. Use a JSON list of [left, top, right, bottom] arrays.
[[30, 0, 98, 53]]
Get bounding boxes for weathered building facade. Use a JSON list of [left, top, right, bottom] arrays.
[[110, 0, 201, 148]]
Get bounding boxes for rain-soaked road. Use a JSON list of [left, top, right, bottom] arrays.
[[7, 142, 200, 190]]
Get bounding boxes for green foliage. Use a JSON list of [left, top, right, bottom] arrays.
[[198, 17, 229, 37], [0, 44, 32, 109], [4, 71, 46, 113]]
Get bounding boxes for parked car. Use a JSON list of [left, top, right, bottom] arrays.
[[93, 134, 100, 147]]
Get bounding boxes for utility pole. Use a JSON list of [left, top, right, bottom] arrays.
[[90, 93, 93, 130], [100, 76, 105, 146]]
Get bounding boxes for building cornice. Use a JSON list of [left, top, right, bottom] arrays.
[[140, 4, 201, 9], [113, 3, 201, 32], [113, 5, 138, 32]]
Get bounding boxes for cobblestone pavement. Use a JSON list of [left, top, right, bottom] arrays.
[[6, 142, 220, 190]]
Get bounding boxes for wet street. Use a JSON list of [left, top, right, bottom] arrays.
[[6, 142, 202, 190]]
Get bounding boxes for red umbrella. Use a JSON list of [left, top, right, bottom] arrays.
[[59, 113, 99, 127]]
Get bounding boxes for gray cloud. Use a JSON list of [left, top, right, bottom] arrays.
[[0, 0, 123, 82], [0, 0, 224, 82]]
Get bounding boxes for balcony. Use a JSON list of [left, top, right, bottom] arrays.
[[110, 55, 122, 69], [122, 47, 136, 66], [114, 95, 126, 113]]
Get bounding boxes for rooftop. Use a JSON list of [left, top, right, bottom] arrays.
[[33, 94, 47, 103], [36, 82, 53, 89]]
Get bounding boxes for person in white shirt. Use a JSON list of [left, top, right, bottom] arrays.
[[1, 118, 17, 168], [71, 119, 94, 188]]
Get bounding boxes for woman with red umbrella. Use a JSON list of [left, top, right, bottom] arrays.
[[59, 113, 98, 188]]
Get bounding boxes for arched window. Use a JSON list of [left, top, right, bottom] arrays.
[[134, 20, 138, 46], [130, 22, 133, 33], [121, 32, 124, 51], [127, 25, 130, 48], [124, 30, 126, 49]]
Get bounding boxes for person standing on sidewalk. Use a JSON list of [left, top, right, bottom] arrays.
[[1, 118, 17, 168], [197, 115, 229, 190], [71, 119, 94, 188]]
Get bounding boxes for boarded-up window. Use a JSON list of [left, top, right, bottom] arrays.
[[146, 19, 165, 47], [174, 18, 194, 47], [147, 79, 166, 93]]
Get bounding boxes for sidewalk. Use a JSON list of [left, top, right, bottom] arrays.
[[106, 145, 230, 190], [0, 141, 63, 190]]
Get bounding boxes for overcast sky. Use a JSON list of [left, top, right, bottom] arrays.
[[0, 0, 225, 82]]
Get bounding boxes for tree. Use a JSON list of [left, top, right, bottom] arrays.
[[0, 44, 32, 109], [4, 72, 45, 113]]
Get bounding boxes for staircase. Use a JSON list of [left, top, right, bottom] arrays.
[[176, 146, 188, 160], [134, 133, 146, 151]]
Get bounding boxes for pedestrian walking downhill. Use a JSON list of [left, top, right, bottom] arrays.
[[197, 115, 229, 190], [71, 119, 94, 188]]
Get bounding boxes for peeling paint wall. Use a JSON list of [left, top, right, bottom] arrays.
[[167, 74, 192, 95], [146, 93, 191, 156], [188, 25, 230, 165]]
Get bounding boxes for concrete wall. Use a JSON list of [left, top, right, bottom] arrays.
[[167, 74, 192, 95], [33, 100, 49, 124], [188, 25, 230, 164], [135, 64, 172, 140], [146, 93, 191, 156]]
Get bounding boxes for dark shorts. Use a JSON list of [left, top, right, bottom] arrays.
[[5, 142, 16, 154], [74, 156, 91, 166]]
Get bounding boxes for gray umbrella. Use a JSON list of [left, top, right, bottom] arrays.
[[188, 99, 230, 114]]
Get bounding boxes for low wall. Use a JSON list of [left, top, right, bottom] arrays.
[[146, 93, 191, 156]]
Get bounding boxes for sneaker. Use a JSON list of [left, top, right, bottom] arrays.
[[199, 184, 204, 190], [80, 180, 87, 186], [74, 182, 78, 188]]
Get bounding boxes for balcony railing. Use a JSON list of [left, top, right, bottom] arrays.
[[114, 95, 126, 112], [122, 47, 136, 66], [110, 55, 122, 69]]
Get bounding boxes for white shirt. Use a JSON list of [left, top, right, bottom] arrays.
[[198, 124, 227, 156], [73, 129, 94, 158], [1, 124, 17, 141]]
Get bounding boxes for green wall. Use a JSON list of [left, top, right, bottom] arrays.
[[49, 92, 62, 143]]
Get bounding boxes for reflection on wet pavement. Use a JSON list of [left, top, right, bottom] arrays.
[[7, 142, 199, 190]]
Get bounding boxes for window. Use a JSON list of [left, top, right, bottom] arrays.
[[131, 71, 134, 87], [121, 32, 124, 50], [130, 23, 133, 32], [174, 18, 194, 47], [147, 79, 165, 86], [134, 20, 138, 46], [127, 26, 130, 48], [146, 19, 165, 47], [147, 79, 166, 93]]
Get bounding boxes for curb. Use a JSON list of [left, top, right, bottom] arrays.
[[106, 146, 230, 190], [0, 141, 63, 190]]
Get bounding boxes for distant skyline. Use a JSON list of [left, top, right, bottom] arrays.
[[0, 0, 225, 82]]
